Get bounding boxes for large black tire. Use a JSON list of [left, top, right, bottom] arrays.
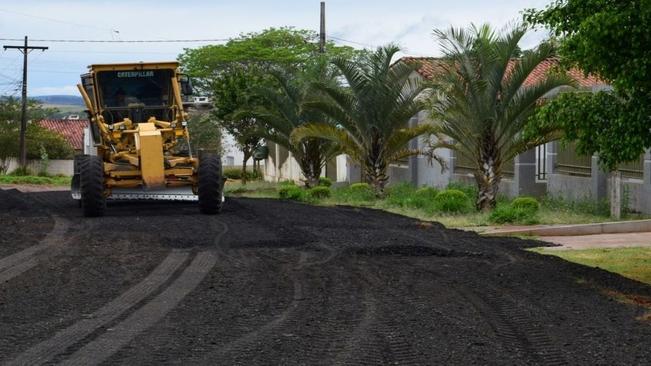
[[198, 155, 223, 215], [71, 155, 87, 208], [80, 155, 106, 217]]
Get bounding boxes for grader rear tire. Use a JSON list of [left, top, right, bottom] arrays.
[[80, 155, 106, 217], [198, 155, 223, 215]]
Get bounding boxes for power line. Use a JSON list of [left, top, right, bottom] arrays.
[[0, 38, 229, 43], [0, 8, 118, 34], [48, 49, 179, 55], [329, 36, 375, 48]]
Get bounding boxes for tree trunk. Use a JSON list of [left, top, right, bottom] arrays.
[[364, 157, 388, 197], [241, 149, 251, 185], [297, 140, 325, 188], [475, 157, 501, 212], [610, 170, 622, 219]]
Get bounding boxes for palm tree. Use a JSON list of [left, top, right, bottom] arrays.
[[291, 45, 435, 195], [427, 24, 575, 211], [235, 60, 340, 187]]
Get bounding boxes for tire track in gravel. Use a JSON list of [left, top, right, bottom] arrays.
[[456, 283, 567, 365], [5, 251, 189, 366], [201, 251, 310, 361], [201, 243, 339, 363], [7, 220, 228, 366], [0, 217, 70, 283], [60, 251, 218, 366], [336, 262, 421, 366]]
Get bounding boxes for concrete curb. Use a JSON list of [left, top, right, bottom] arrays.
[[482, 219, 651, 237]]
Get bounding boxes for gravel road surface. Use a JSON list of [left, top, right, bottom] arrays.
[[0, 189, 649, 365]]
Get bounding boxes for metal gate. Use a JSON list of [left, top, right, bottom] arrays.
[[536, 144, 547, 181]]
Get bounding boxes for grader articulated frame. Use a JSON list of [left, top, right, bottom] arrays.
[[71, 61, 223, 217]]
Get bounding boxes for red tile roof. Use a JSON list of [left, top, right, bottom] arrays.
[[400, 57, 606, 88], [38, 119, 89, 151]]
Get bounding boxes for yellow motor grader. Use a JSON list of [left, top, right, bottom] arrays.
[[71, 61, 223, 217]]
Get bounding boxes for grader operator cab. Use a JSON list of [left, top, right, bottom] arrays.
[[71, 61, 223, 217]]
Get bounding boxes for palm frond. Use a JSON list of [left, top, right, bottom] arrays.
[[291, 122, 361, 161]]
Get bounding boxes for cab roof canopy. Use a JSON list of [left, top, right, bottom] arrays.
[[87, 61, 179, 72]]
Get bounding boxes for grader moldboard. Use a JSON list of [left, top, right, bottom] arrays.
[[71, 61, 223, 217]]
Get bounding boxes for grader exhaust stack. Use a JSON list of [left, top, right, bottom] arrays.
[[71, 62, 223, 217]]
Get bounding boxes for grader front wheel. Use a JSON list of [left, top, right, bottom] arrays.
[[198, 155, 223, 215], [80, 155, 106, 217]]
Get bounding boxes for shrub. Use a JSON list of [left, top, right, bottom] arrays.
[[415, 187, 439, 201], [242, 169, 263, 181], [385, 184, 440, 211], [279, 179, 296, 186], [333, 182, 376, 202], [350, 182, 371, 190], [223, 168, 242, 180], [447, 181, 478, 201], [511, 196, 540, 212], [278, 185, 304, 200], [308, 186, 331, 199], [223, 168, 262, 181], [386, 183, 417, 207], [432, 189, 472, 214], [489, 205, 539, 225], [318, 177, 332, 187]]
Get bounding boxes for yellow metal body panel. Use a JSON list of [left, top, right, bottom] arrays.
[[88, 61, 179, 72], [135, 123, 165, 188]]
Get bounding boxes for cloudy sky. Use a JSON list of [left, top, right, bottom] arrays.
[[0, 0, 552, 96]]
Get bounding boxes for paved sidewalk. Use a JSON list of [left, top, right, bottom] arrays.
[[539, 232, 651, 250]]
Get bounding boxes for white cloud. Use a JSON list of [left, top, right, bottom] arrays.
[[31, 85, 79, 96], [0, 0, 554, 93]]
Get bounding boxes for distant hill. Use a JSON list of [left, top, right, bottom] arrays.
[[33, 95, 84, 106]]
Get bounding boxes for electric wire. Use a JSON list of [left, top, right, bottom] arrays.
[[0, 38, 229, 43]]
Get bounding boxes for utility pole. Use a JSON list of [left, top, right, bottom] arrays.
[[3, 36, 48, 169], [319, 1, 326, 53]]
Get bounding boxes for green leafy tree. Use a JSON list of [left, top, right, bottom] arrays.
[[524, 0, 651, 171], [179, 28, 357, 180], [187, 111, 223, 155], [0, 97, 72, 174], [291, 45, 435, 195], [426, 24, 574, 211]]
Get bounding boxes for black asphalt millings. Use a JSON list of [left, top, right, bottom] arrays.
[[0, 189, 49, 216], [351, 244, 485, 258]]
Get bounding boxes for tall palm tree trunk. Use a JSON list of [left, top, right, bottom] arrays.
[[364, 156, 389, 196], [474, 146, 502, 211], [297, 139, 324, 188]]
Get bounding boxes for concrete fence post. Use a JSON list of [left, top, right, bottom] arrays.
[[513, 148, 546, 197], [546, 141, 557, 175], [408, 115, 419, 186], [640, 149, 651, 213], [591, 155, 608, 200], [610, 171, 622, 219]]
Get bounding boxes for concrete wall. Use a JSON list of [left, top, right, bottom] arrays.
[[387, 165, 410, 186], [617, 178, 644, 214], [547, 173, 593, 201], [3, 158, 74, 176]]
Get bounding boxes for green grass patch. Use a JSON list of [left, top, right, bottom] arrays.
[[0, 174, 71, 186], [224, 181, 278, 198], [225, 181, 649, 228], [532, 247, 651, 285]]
